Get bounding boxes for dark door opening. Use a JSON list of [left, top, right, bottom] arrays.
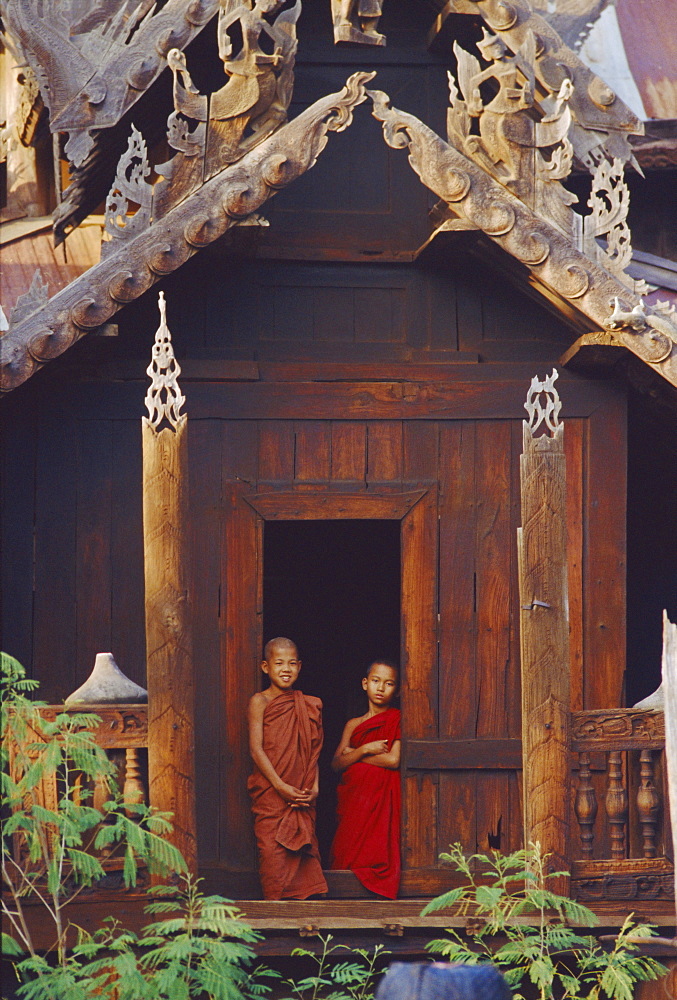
[[263, 519, 401, 865]]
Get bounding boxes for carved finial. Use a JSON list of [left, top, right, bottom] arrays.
[[524, 368, 561, 437], [144, 292, 185, 430]]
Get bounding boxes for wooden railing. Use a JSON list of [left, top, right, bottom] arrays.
[[9, 704, 148, 874], [570, 708, 674, 903]]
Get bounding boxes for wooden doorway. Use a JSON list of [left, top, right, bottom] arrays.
[[213, 487, 437, 897], [263, 518, 401, 863]]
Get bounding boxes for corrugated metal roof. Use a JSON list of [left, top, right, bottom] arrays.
[[617, 0, 677, 120]]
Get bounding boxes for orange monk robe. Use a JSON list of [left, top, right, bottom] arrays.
[[248, 690, 328, 900], [330, 707, 401, 899]]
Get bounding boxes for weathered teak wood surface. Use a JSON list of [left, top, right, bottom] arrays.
[[518, 374, 570, 894], [2, 348, 631, 897], [142, 298, 197, 873]]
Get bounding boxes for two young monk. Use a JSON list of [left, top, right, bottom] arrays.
[[247, 637, 401, 900]]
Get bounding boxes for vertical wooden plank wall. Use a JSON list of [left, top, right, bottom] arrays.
[[10, 382, 628, 889]]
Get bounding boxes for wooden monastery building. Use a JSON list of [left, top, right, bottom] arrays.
[[1, 0, 677, 975]]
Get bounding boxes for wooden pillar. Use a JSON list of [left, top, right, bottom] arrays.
[[662, 610, 677, 922], [142, 292, 197, 873], [518, 369, 570, 894]]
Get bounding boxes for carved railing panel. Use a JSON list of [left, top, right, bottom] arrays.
[[570, 708, 674, 902], [8, 705, 149, 879]]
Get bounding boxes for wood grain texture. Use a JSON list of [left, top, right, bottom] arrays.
[[330, 422, 367, 484], [190, 420, 224, 865], [220, 483, 260, 870], [439, 422, 476, 740], [246, 491, 426, 520], [408, 739, 522, 769], [401, 488, 438, 740], [584, 395, 627, 709], [475, 422, 512, 740], [518, 419, 571, 891], [142, 417, 197, 873]]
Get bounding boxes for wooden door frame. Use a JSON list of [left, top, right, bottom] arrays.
[[210, 485, 439, 898]]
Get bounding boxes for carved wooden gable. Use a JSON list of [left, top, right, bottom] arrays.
[[2, 0, 676, 393]]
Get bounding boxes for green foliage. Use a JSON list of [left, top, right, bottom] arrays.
[[279, 935, 390, 1000], [12, 876, 275, 1000], [423, 842, 668, 1000], [2, 655, 274, 1000]]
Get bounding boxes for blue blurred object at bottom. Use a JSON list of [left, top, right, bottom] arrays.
[[375, 962, 512, 1000]]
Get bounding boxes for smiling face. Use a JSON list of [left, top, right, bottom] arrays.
[[261, 642, 301, 693], [362, 662, 398, 710]]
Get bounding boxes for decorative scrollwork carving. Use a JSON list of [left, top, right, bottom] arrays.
[[2, 72, 373, 392], [144, 293, 185, 432], [102, 126, 152, 259], [574, 874, 674, 902], [583, 158, 635, 285], [560, 264, 590, 299], [524, 368, 561, 437], [572, 709, 665, 744]]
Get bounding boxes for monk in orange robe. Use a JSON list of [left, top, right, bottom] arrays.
[[330, 661, 401, 899], [248, 637, 328, 900]]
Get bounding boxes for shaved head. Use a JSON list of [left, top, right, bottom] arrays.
[[367, 659, 399, 682], [264, 637, 298, 661]]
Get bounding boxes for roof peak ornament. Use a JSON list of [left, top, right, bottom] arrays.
[[144, 292, 185, 431], [524, 368, 561, 438]]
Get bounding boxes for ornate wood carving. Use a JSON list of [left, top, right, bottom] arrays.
[[605, 750, 628, 860], [574, 752, 597, 859], [431, 0, 644, 170], [154, 0, 302, 217], [38, 704, 148, 749], [331, 0, 385, 46], [1, 71, 374, 392], [102, 126, 153, 259], [367, 78, 677, 387], [517, 369, 570, 893], [2, 0, 220, 168], [571, 709, 666, 751], [637, 749, 660, 860], [142, 293, 197, 873]]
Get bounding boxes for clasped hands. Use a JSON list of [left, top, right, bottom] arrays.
[[278, 781, 318, 809]]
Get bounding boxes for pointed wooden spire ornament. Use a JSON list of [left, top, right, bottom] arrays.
[[142, 292, 197, 874], [518, 369, 571, 895]]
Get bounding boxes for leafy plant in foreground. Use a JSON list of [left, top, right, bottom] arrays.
[[422, 842, 667, 1000], [2, 653, 274, 1000], [280, 934, 390, 1000], [14, 874, 276, 1000]]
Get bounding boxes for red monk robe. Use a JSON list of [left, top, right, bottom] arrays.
[[330, 707, 401, 898], [248, 689, 328, 900]]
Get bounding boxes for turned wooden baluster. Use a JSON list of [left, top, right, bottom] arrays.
[[636, 748, 660, 858], [123, 748, 146, 816], [605, 751, 628, 859], [574, 752, 598, 858]]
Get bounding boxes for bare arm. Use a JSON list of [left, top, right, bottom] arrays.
[[361, 739, 401, 770], [248, 694, 313, 806]]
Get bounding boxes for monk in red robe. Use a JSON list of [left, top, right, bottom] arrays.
[[330, 661, 401, 898], [248, 637, 328, 900]]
